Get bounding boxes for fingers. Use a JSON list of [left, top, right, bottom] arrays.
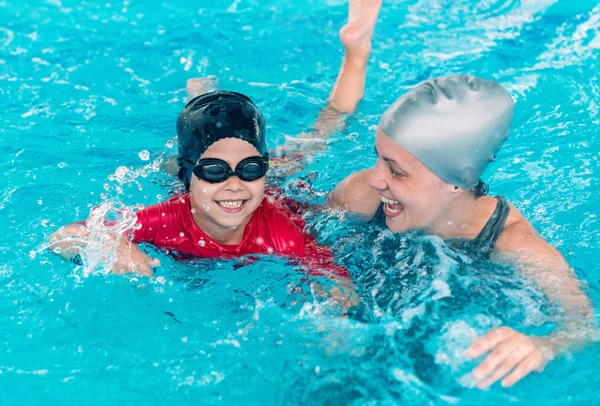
[[114, 238, 158, 277], [467, 328, 550, 389], [475, 343, 530, 389], [501, 353, 543, 387], [133, 261, 154, 277], [472, 339, 519, 381], [131, 251, 158, 277], [141, 251, 160, 268], [467, 327, 515, 358]]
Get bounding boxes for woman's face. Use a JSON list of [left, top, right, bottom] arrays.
[[189, 138, 266, 231], [368, 129, 457, 233]]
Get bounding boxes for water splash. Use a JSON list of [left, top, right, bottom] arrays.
[[40, 141, 171, 277]]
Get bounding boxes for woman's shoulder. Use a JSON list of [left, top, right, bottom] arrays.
[[328, 168, 381, 216], [495, 200, 541, 252]]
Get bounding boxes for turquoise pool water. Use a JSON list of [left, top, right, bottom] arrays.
[[2, 0, 600, 404]]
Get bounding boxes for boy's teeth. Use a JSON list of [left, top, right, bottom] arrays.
[[381, 196, 401, 205], [218, 200, 244, 208]]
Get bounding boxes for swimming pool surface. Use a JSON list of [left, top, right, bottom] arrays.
[[2, 0, 600, 404]]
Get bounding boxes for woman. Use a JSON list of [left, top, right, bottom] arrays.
[[321, 0, 597, 390]]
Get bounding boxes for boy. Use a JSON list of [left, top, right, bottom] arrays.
[[50, 91, 350, 282]]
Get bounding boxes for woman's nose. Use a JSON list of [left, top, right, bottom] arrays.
[[368, 159, 389, 191]]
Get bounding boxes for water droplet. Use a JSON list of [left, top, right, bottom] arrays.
[[138, 149, 150, 161], [256, 237, 264, 245], [53, 247, 62, 254], [179, 197, 185, 203], [57, 162, 67, 168], [29, 250, 36, 259], [267, 247, 274, 254], [216, 121, 223, 128], [198, 239, 206, 247], [203, 188, 209, 193], [115, 166, 129, 180], [161, 212, 165, 217], [179, 232, 184, 237], [37, 199, 43, 205], [190, 208, 197, 214], [165, 140, 173, 148], [156, 194, 163, 200]]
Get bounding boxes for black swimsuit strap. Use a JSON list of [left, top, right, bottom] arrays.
[[372, 202, 386, 225], [471, 196, 510, 251], [371, 196, 510, 257]]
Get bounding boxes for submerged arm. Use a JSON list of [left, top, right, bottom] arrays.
[[467, 222, 597, 388], [506, 236, 597, 348]]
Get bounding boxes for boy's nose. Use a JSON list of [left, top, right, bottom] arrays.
[[224, 175, 245, 191]]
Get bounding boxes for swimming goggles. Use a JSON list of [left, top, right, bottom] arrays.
[[193, 156, 269, 184]]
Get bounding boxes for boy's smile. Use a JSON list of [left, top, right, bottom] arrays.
[[188, 138, 266, 245]]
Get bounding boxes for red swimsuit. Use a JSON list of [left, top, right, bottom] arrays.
[[132, 194, 349, 278]]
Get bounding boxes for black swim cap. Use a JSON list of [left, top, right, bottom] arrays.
[[176, 91, 267, 189]]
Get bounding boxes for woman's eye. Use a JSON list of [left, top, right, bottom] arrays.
[[389, 165, 402, 177]]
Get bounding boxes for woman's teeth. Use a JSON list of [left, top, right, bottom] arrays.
[[217, 200, 244, 208], [381, 196, 401, 205]]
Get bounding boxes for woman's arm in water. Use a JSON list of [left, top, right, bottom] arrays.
[[467, 218, 597, 389], [272, 0, 382, 179]]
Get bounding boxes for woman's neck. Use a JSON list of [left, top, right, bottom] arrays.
[[425, 194, 498, 240]]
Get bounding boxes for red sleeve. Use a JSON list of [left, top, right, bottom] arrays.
[[263, 198, 350, 279], [298, 235, 350, 279], [132, 203, 162, 244]]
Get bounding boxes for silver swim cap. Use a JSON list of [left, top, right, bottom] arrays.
[[379, 75, 514, 189]]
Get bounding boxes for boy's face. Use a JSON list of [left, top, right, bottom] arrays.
[[189, 138, 266, 231]]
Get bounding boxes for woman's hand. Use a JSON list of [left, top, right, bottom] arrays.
[[466, 327, 556, 388]]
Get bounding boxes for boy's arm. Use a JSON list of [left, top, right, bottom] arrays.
[[49, 214, 160, 277]]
